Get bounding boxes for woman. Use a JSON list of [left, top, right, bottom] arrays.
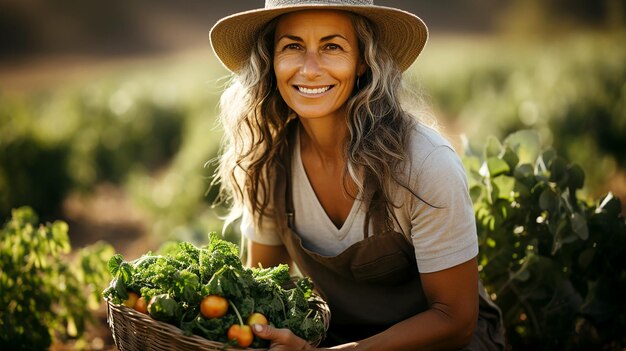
[[210, 1, 504, 350]]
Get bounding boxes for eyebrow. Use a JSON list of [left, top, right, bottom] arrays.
[[276, 34, 349, 42]]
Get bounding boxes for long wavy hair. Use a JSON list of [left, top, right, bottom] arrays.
[[213, 12, 427, 231]]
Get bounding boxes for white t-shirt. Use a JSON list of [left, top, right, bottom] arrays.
[[241, 123, 478, 273]]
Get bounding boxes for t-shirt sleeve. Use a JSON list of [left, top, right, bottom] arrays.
[[409, 145, 478, 273], [240, 204, 284, 246]]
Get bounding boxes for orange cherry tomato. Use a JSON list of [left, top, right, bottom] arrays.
[[133, 296, 148, 314], [227, 324, 253, 348], [200, 295, 228, 318], [123, 291, 139, 308], [246, 312, 268, 326]]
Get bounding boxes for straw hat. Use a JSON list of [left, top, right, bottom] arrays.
[[210, 0, 428, 73]]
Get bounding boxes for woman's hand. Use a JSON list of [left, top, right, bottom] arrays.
[[251, 324, 315, 351]]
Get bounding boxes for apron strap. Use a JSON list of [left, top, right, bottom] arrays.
[[363, 185, 394, 238], [283, 119, 298, 230]]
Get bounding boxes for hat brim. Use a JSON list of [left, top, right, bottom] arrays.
[[210, 4, 428, 73]]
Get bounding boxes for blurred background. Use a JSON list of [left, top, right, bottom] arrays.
[[1, 0, 625, 252], [1, 0, 625, 349], [2, 0, 625, 252]]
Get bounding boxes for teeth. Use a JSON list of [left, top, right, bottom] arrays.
[[298, 86, 331, 94]]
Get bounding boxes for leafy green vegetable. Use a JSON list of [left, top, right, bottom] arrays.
[[148, 294, 183, 323], [103, 232, 325, 347]]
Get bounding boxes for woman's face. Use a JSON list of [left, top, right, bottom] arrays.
[[273, 10, 366, 121]]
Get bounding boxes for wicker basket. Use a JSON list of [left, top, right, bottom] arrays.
[[106, 294, 330, 351]]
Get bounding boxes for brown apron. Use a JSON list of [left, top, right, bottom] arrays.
[[273, 124, 505, 349]]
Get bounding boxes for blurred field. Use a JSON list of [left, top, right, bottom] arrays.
[[2, 31, 625, 257], [1, 48, 231, 255]]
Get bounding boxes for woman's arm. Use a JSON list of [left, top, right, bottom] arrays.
[[338, 258, 479, 351], [252, 257, 479, 351], [247, 241, 293, 268]]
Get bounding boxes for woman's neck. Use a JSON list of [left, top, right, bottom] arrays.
[[298, 116, 348, 167]]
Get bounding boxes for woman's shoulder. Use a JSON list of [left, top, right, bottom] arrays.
[[407, 122, 458, 169], [397, 122, 470, 199], [397, 122, 471, 209]]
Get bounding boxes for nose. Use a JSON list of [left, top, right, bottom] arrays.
[[300, 51, 322, 79]]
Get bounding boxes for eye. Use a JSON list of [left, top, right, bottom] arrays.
[[283, 43, 302, 51], [324, 43, 342, 51]]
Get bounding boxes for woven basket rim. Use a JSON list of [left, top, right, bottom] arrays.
[[106, 294, 329, 351]]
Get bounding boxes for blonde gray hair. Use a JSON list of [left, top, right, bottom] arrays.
[[214, 13, 425, 230]]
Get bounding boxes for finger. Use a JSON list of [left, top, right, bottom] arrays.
[[252, 324, 285, 340], [253, 325, 312, 350]]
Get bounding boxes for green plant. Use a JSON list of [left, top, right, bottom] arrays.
[[464, 130, 626, 350], [0, 206, 115, 350]]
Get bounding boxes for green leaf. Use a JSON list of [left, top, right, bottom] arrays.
[[549, 156, 568, 185], [148, 294, 182, 323], [501, 146, 520, 170], [492, 176, 515, 200], [487, 216, 496, 231], [118, 262, 133, 285], [514, 163, 534, 179], [11, 206, 39, 226], [551, 219, 569, 254], [514, 181, 531, 200], [108, 254, 124, 276], [469, 185, 483, 203], [571, 213, 588, 240], [513, 164, 535, 190], [175, 270, 200, 303], [567, 164, 585, 190], [114, 278, 128, 299], [484, 135, 503, 158], [51, 221, 71, 254], [539, 188, 559, 212], [503, 129, 541, 164], [541, 148, 557, 166], [486, 157, 510, 178]]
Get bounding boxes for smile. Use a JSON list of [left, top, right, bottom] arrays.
[[296, 85, 333, 95]]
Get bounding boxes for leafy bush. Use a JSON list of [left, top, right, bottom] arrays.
[[464, 130, 626, 350], [0, 207, 115, 350]]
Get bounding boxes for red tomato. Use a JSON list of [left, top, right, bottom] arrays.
[[123, 291, 139, 308], [200, 295, 228, 318], [227, 324, 253, 348], [134, 296, 148, 314]]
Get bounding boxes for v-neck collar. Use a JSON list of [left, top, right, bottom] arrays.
[[293, 131, 361, 239]]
